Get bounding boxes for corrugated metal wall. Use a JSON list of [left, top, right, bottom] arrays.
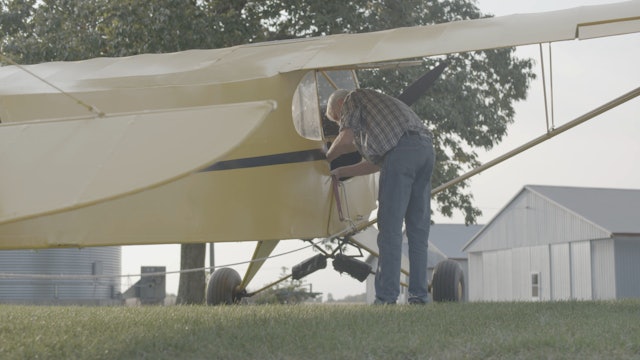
[[591, 239, 616, 300], [530, 245, 551, 301], [550, 243, 571, 300], [496, 250, 512, 300], [0, 247, 121, 304], [470, 245, 552, 302], [469, 240, 619, 301], [615, 237, 640, 298], [511, 247, 529, 300], [570, 241, 592, 300], [482, 252, 499, 301], [468, 253, 483, 301]]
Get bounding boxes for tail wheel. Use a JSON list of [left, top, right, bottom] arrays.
[[206, 268, 242, 305], [432, 259, 465, 302]]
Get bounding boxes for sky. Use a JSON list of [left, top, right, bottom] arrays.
[[121, 0, 640, 301]]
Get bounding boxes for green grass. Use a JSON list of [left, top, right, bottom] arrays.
[[1, 301, 640, 359]]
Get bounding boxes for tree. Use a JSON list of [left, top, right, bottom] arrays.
[[2, 0, 534, 301], [1, 0, 106, 63], [176, 242, 206, 304], [1, 0, 267, 63]]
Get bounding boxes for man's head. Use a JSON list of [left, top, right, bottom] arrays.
[[326, 89, 350, 123]]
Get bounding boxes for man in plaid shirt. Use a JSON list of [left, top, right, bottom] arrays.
[[325, 88, 435, 305]]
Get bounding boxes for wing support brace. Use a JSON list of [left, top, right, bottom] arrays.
[[432, 85, 640, 195]]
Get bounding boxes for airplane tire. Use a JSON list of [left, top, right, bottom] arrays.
[[206, 268, 242, 305], [431, 259, 464, 302]]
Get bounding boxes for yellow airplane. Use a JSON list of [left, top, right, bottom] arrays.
[[1, 1, 639, 304]]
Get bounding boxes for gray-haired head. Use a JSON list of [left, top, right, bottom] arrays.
[[326, 89, 350, 123]]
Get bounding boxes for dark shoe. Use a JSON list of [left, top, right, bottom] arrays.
[[373, 298, 396, 305], [408, 297, 428, 305]]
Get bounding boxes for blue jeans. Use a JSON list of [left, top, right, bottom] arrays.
[[375, 132, 434, 303]]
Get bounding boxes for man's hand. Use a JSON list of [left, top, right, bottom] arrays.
[[325, 128, 356, 162], [330, 161, 380, 180], [321, 143, 330, 158]]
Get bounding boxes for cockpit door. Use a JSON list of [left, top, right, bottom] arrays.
[[291, 70, 378, 236]]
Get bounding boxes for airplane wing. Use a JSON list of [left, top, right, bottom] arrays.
[[294, 1, 640, 71], [0, 1, 637, 250], [0, 101, 276, 225], [1, 1, 637, 107]]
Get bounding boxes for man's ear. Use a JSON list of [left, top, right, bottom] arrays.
[[336, 99, 345, 118]]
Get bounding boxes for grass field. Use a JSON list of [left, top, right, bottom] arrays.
[[1, 301, 639, 359]]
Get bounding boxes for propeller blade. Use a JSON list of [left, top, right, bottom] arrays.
[[397, 61, 449, 106]]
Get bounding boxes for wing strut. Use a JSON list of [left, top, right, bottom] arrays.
[[539, 43, 557, 132], [432, 85, 640, 194], [240, 240, 280, 289], [331, 85, 640, 239], [0, 53, 104, 117]]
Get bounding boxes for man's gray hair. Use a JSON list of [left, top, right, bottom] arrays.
[[326, 89, 350, 121]]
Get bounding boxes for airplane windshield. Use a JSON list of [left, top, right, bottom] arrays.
[[292, 70, 358, 141]]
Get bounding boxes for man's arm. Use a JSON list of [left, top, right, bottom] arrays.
[[325, 128, 357, 162], [331, 160, 380, 179]]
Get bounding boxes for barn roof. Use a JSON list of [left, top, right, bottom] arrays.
[[429, 223, 483, 259], [526, 185, 640, 235], [463, 185, 640, 252]]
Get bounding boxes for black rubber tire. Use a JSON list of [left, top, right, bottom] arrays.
[[431, 259, 465, 302], [206, 268, 242, 305]]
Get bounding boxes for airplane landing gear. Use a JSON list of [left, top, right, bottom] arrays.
[[206, 268, 245, 305], [431, 259, 465, 302]]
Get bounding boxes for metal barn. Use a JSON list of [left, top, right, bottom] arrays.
[[463, 185, 640, 302], [0, 247, 121, 305]]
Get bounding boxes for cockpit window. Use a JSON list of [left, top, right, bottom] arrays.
[[292, 70, 358, 141], [316, 70, 359, 109], [292, 71, 322, 141]]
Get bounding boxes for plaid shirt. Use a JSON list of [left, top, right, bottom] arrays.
[[339, 89, 431, 164]]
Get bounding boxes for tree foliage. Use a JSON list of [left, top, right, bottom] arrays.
[[0, 0, 269, 61]]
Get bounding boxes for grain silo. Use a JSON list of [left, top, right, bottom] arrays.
[[0, 247, 121, 305]]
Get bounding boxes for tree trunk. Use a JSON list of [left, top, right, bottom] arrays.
[[176, 243, 206, 304]]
